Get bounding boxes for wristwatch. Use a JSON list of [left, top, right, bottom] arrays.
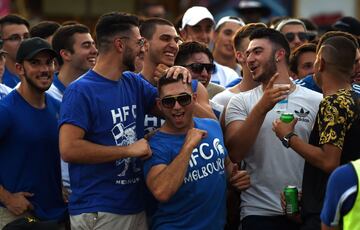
[[281, 132, 297, 148]]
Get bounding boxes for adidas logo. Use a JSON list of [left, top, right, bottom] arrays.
[[295, 108, 310, 122], [295, 108, 310, 117]]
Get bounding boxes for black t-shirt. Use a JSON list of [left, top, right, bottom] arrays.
[[301, 89, 360, 218]]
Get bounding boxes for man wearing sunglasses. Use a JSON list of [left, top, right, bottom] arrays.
[[276, 18, 308, 51], [0, 14, 30, 88], [175, 41, 225, 99], [139, 18, 216, 127], [143, 74, 250, 229], [179, 6, 240, 87]]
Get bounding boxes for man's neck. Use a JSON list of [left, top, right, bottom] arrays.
[[262, 64, 293, 88], [5, 59, 18, 77], [213, 51, 237, 70], [321, 73, 352, 96], [92, 53, 124, 81], [160, 119, 195, 135], [140, 60, 158, 86], [17, 82, 46, 109], [58, 64, 86, 87]]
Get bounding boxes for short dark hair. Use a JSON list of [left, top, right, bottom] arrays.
[[95, 12, 139, 52], [174, 41, 213, 66], [249, 28, 291, 64], [51, 24, 90, 65], [233, 22, 267, 51], [140, 17, 174, 40], [0, 14, 30, 37], [30, 21, 60, 40], [289, 43, 316, 75], [317, 31, 359, 53], [157, 73, 191, 95], [320, 36, 356, 77]]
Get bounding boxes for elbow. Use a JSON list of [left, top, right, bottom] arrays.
[[322, 160, 340, 174], [152, 188, 173, 203], [60, 142, 75, 163]]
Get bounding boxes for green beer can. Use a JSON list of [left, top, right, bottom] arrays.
[[284, 185, 299, 214], [280, 113, 294, 123]]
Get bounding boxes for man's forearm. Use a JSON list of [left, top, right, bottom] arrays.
[[60, 139, 132, 164], [148, 144, 194, 202], [290, 136, 340, 173]]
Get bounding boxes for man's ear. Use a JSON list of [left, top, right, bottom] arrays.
[[60, 49, 71, 62], [236, 50, 245, 63], [15, 63, 24, 76], [156, 98, 162, 111], [179, 28, 187, 41], [275, 49, 286, 62]]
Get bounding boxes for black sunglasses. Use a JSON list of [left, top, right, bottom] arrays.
[[184, 63, 216, 74], [285, 32, 308, 42], [161, 93, 192, 109]]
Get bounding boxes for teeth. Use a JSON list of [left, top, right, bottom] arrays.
[[165, 52, 174, 57]]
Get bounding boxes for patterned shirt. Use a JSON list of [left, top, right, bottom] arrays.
[[318, 89, 359, 149]]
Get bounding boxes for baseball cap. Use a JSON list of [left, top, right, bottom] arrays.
[[332, 16, 360, 36], [16, 37, 57, 63], [215, 16, 245, 31], [275, 18, 307, 32], [181, 6, 214, 31]]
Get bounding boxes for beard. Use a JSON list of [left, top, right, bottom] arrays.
[[254, 54, 277, 83], [122, 47, 136, 72], [24, 69, 52, 93]]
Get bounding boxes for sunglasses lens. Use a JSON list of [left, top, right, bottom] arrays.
[[161, 97, 176, 108], [189, 63, 204, 74], [204, 64, 216, 74], [161, 94, 192, 108], [285, 33, 295, 42], [177, 94, 192, 106], [298, 32, 308, 41]]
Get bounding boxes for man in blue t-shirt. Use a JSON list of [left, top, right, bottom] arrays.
[[144, 75, 250, 230], [0, 14, 30, 88], [59, 12, 192, 230], [0, 38, 67, 228]]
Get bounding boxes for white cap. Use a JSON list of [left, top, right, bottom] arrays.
[[275, 18, 307, 32], [215, 16, 245, 30], [181, 6, 214, 31]]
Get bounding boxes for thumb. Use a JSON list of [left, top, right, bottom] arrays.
[[266, 72, 279, 89], [291, 117, 298, 128], [21, 192, 34, 197]]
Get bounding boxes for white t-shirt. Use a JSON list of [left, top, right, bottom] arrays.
[[0, 83, 12, 99], [225, 85, 322, 219], [211, 61, 240, 87], [212, 88, 237, 107], [47, 84, 63, 101]]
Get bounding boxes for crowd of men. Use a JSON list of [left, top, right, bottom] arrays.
[[0, 4, 359, 230]]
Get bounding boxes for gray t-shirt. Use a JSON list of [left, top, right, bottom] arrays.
[[225, 84, 322, 219]]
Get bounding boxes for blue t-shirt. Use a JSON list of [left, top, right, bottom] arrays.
[[225, 78, 241, 88], [59, 70, 157, 215], [0, 90, 67, 221], [2, 67, 20, 88], [144, 118, 227, 230], [294, 75, 360, 94], [320, 163, 357, 227]]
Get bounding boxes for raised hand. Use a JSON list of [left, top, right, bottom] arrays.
[[257, 73, 290, 113], [184, 128, 207, 149]]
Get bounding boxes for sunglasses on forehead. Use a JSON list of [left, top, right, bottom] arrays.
[[285, 32, 309, 42], [184, 63, 216, 74], [161, 93, 193, 109]]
